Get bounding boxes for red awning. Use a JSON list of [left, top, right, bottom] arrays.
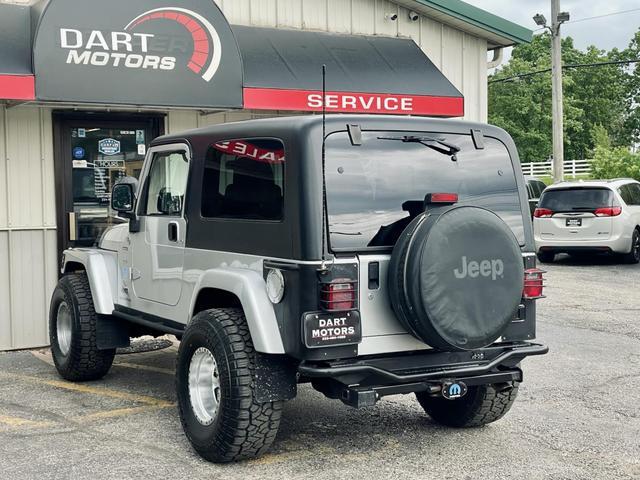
[[0, 75, 35, 101]]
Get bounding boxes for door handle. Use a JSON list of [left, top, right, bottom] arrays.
[[168, 221, 179, 242]]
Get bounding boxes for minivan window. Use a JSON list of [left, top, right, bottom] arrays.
[[201, 139, 284, 221], [538, 187, 614, 212], [325, 131, 524, 250]]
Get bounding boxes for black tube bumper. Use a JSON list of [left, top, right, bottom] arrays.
[[299, 342, 548, 407]]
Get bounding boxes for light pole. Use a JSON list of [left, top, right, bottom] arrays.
[[534, 2, 570, 183]]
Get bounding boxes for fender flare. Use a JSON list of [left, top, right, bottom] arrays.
[[61, 249, 118, 315], [190, 268, 285, 354]]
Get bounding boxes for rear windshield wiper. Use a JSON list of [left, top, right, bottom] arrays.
[[377, 135, 461, 158]]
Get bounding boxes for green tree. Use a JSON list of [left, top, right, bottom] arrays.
[[488, 32, 635, 162]]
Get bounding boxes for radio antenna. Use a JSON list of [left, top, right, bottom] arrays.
[[320, 64, 329, 270]]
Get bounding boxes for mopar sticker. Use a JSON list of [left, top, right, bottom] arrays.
[[98, 138, 121, 156], [303, 311, 361, 348], [442, 381, 468, 400]]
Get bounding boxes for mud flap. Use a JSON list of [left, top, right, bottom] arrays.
[[96, 315, 130, 350], [255, 353, 298, 402]]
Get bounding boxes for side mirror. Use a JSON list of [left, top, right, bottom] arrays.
[[111, 183, 134, 213]]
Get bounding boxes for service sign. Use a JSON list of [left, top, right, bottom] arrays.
[[33, 0, 243, 108]]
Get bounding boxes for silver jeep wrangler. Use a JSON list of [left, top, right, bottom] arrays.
[[49, 115, 548, 463]]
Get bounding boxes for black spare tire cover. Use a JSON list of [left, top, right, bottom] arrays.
[[388, 206, 524, 351]]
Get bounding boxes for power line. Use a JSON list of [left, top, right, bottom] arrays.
[[566, 8, 640, 25], [489, 59, 640, 84]]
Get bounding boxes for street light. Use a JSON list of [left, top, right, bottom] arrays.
[[557, 11, 570, 23], [533, 13, 547, 26]]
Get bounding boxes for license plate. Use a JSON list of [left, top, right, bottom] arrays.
[[566, 218, 582, 227], [303, 311, 361, 348]]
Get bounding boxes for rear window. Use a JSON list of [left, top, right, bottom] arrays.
[[538, 187, 614, 212], [325, 131, 524, 250]]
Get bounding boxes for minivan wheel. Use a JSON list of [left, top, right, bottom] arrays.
[[176, 308, 283, 463], [49, 273, 115, 381], [416, 382, 519, 428], [621, 229, 640, 264], [536, 251, 555, 263]]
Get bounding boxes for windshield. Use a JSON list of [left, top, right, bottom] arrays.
[[538, 187, 614, 212], [325, 130, 525, 250]]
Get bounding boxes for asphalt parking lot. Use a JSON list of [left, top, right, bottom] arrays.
[[1, 255, 639, 480]]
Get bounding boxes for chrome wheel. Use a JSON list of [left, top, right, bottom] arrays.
[[188, 347, 220, 425], [56, 301, 73, 356], [633, 232, 640, 261]]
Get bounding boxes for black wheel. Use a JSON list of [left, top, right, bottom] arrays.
[[49, 273, 115, 381], [416, 382, 519, 428], [621, 229, 640, 264], [536, 251, 555, 263], [176, 308, 283, 463]]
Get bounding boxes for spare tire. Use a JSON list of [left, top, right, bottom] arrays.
[[388, 206, 524, 351]]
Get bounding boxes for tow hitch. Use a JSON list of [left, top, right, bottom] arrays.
[[317, 370, 521, 409]]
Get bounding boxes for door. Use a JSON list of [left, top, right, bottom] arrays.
[[130, 144, 190, 306], [53, 113, 162, 257]]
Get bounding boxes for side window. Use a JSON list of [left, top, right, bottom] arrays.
[[201, 139, 285, 220], [619, 185, 634, 205], [534, 181, 546, 197], [142, 150, 190, 216], [628, 183, 640, 205]]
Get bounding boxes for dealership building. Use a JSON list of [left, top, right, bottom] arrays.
[[0, 0, 531, 350]]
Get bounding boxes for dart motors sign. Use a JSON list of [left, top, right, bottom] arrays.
[[33, 0, 243, 108]]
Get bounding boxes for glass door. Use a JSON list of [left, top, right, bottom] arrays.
[[53, 114, 163, 253]]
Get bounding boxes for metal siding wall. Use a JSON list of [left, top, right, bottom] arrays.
[[0, 105, 56, 350]]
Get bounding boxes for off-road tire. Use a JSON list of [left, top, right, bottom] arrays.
[[49, 273, 115, 381], [416, 382, 519, 428], [176, 308, 283, 463], [536, 251, 555, 263], [621, 228, 640, 264]]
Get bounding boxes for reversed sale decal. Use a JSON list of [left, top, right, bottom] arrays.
[[213, 140, 284, 163]]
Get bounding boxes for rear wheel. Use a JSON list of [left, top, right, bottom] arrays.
[[49, 273, 115, 381], [621, 229, 640, 264], [536, 251, 555, 263], [176, 308, 283, 463], [416, 382, 519, 427]]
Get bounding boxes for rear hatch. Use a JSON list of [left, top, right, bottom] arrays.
[[536, 187, 616, 241], [324, 129, 526, 341]]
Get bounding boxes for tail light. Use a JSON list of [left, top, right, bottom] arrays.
[[594, 206, 622, 217], [320, 278, 357, 311], [523, 268, 545, 299], [425, 193, 458, 204], [533, 208, 553, 218]]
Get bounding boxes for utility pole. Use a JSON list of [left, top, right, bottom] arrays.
[[550, 0, 564, 183], [534, 3, 569, 183]]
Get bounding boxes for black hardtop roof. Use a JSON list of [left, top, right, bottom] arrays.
[[152, 114, 511, 146]]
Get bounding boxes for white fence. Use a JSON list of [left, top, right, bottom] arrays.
[[520, 159, 592, 177]]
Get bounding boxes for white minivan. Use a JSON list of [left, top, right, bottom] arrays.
[[534, 179, 640, 263]]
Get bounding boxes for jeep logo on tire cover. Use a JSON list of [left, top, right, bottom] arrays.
[[453, 256, 504, 280]]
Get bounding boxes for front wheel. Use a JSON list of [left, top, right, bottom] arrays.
[[176, 308, 283, 463], [416, 382, 519, 428], [49, 273, 115, 381], [621, 229, 640, 264]]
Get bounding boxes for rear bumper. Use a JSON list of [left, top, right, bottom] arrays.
[[535, 234, 630, 254], [299, 342, 548, 407]]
